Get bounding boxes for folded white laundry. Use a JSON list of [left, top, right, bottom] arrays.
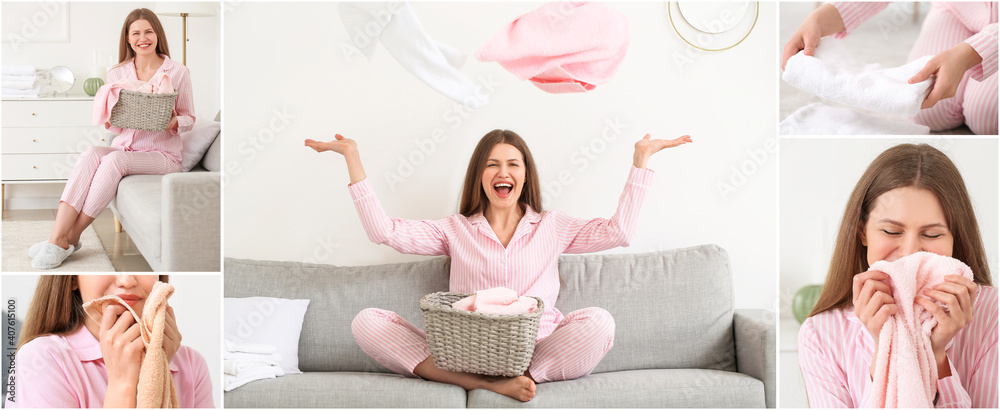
[[3, 78, 36, 90], [224, 365, 284, 392], [227, 342, 278, 355], [2, 86, 40, 97], [2, 65, 36, 76], [223, 351, 284, 367], [224, 358, 286, 377], [783, 39, 933, 116], [780, 102, 930, 135], [338, 2, 487, 108]]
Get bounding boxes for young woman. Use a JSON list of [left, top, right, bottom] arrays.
[[798, 144, 997, 407], [305, 129, 691, 402], [29, 8, 195, 269], [5, 275, 213, 408], [782, 3, 997, 134]]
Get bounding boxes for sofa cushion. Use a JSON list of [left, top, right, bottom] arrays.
[[466, 369, 764, 408], [202, 130, 221, 172], [224, 257, 450, 373], [179, 122, 220, 172], [556, 245, 736, 373], [223, 372, 467, 408], [114, 175, 164, 263]]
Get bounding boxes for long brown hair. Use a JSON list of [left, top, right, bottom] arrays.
[[459, 130, 543, 217], [18, 275, 168, 350], [117, 8, 170, 64], [810, 144, 992, 317]]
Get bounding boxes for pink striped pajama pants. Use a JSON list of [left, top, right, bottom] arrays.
[[352, 307, 615, 383], [909, 3, 998, 134], [60, 146, 181, 218]]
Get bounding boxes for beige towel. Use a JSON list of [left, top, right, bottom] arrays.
[[83, 281, 179, 408]]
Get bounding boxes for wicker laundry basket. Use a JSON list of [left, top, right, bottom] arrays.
[[109, 90, 177, 132], [420, 292, 544, 377]]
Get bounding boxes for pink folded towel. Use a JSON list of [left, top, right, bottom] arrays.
[[452, 287, 538, 315], [865, 252, 974, 408], [92, 72, 175, 126], [475, 2, 629, 93]]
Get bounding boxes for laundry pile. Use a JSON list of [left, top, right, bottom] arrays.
[[224, 341, 285, 392], [781, 39, 933, 135], [92, 72, 175, 126], [2, 65, 39, 98], [452, 287, 538, 315]]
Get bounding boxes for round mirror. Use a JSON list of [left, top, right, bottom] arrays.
[[48, 66, 75, 94], [677, 1, 750, 34]]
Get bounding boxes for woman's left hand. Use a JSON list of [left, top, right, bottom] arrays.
[[163, 305, 182, 364], [167, 115, 179, 133], [633, 134, 692, 169], [909, 42, 983, 110], [915, 274, 978, 378]]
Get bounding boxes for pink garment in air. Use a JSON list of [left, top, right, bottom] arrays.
[[92, 71, 175, 127], [865, 252, 975, 408], [452, 287, 538, 315], [475, 2, 629, 93]]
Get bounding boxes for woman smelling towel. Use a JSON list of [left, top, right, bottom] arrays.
[[798, 144, 997, 408], [5, 275, 214, 408], [306, 129, 691, 402]]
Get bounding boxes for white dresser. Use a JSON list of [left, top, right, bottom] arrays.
[[2, 96, 112, 215]]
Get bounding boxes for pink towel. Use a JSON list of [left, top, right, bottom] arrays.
[[865, 252, 974, 408], [475, 2, 629, 93], [452, 287, 538, 315], [92, 72, 175, 126]]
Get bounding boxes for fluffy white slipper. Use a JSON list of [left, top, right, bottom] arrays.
[[28, 240, 82, 258], [31, 243, 76, 269]]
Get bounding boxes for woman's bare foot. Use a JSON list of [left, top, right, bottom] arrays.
[[484, 375, 536, 402]]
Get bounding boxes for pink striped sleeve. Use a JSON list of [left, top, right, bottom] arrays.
[[557, 166, 653, 254], [348, 178, 450, 256], [965, 286, 998, 408], [105, 66, 125, 135], [170, 65, 195, 135], [831, 2, 890, 39], [936, 360, 972, 408], [798, 317, 854, 408], [964, 23, 998, 81]]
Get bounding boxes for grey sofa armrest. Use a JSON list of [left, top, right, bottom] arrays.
[[161, 171, 220, 271], [734, 309, 776, 408]]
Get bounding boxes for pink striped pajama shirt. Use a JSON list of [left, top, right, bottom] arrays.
[[798, 285, 998, 408], [832, 2, 998, 134], [60, 55, 193, 218], [350, 166, 654, 383]]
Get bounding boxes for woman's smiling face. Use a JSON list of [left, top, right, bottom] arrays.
[[128, 19, 157, 57], [481, 143, 526, 212], [862, 186, 954, 265]]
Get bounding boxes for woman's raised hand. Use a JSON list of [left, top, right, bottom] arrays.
[[632, 134, 692, 169], [916, 274, 977, 378], [908, 43, 983, 109], [305, 134, 357, 155], [781, 4, 846, 70], [99, 305, 143, 407], [305, 134, 367, 184]]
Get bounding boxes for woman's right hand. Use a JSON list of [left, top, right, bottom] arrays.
[[305, 134, 357, 156], [852, 270, 897, 343], [99, 305, 143, 407], [781, 4, 847, 70]]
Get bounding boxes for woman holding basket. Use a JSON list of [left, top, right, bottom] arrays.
[[29, 8, 194, 269], [305, 129, 690, 402]]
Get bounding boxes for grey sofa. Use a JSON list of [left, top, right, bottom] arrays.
[[110, 124, 221, 272], [223, 244, 775, 408]]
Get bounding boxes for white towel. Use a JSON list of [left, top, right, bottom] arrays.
[[338, 2, 487, 108], [226, 342, 278, 355], [3, 78, 36, 90], [780, 103, 930, 135], [2, 65, 36, 76], [223, 351, 284, 367], [224, 358, 286, 377], [783, 39, 933, 116], [223, 365, 284, 391], [2, 87, 40, 98]]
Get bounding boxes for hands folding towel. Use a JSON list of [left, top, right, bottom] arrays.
[[83, 281, 179, 408], [783, 39, 933, 116], [864, 252, 974, 408]]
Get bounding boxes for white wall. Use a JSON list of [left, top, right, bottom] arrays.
[[2, 2, 221, 208], [223, 2, 778, 310], [779, 138, 999, 319], [1, 274, 222, 407]]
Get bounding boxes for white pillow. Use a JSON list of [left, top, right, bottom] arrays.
[[224, 297, 309, 374], [179, 121, 221, 171]]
